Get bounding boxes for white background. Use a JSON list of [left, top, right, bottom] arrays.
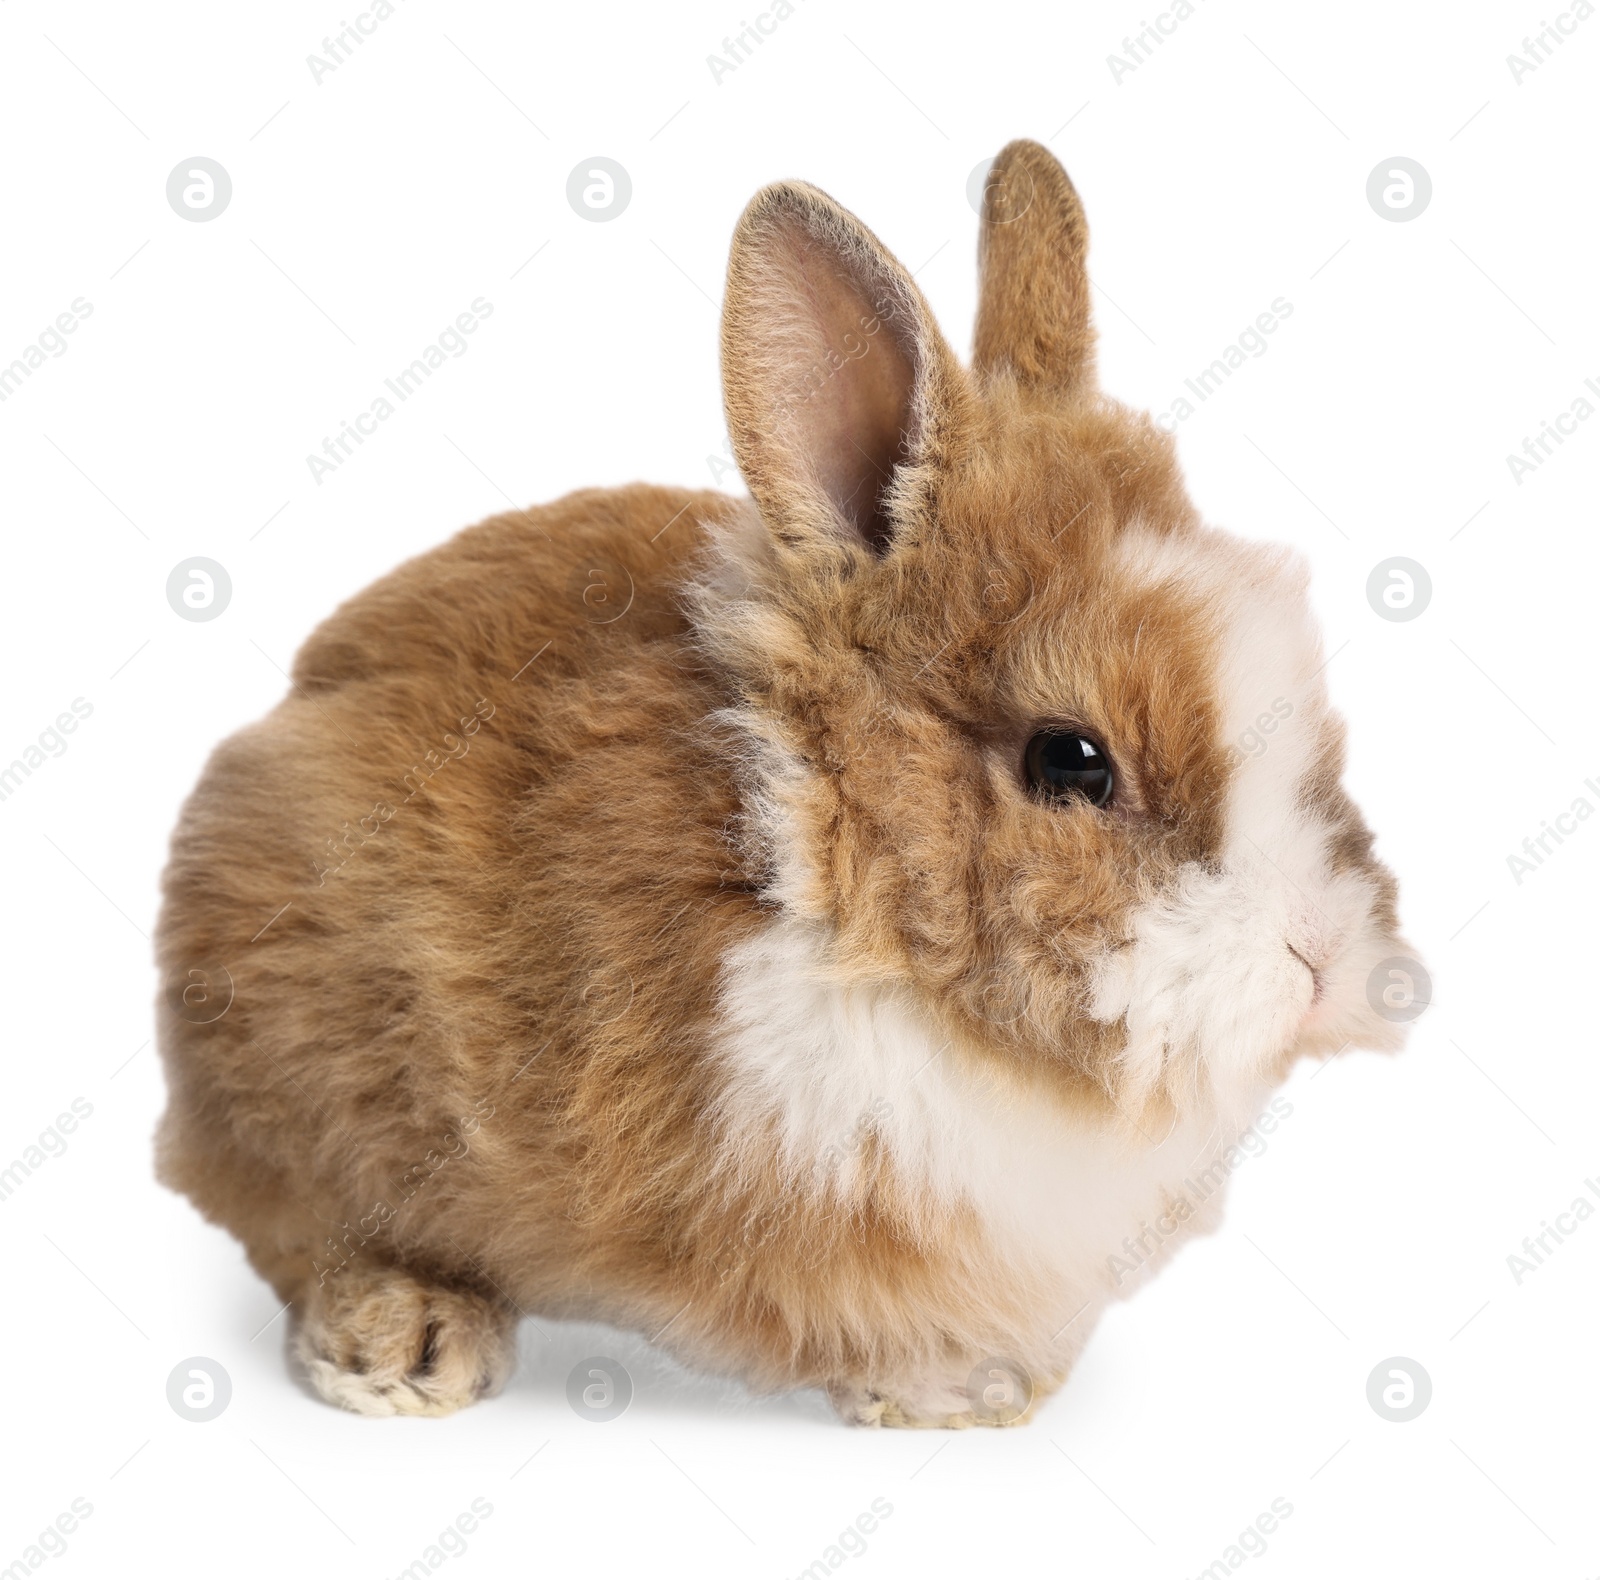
[[2, 0, 1597, 1576]]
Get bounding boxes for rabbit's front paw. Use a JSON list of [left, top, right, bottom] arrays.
[[294, 1265, 517, 1418]]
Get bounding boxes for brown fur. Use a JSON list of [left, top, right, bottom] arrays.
[[154, 141, 1404, 1424]]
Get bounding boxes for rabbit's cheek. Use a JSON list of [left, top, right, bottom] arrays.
[[1087, 839, 1395, 1115], [1088, 872, 1297, 1115]]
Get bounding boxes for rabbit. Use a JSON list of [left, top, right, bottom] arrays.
[[154, 138, 1417, 1428]]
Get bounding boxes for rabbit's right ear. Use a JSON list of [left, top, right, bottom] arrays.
[[973, 140, 1096, 397], [721, 182, 970, 563]]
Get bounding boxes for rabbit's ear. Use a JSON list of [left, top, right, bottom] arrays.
[[973, 140, 1096, 397], [722, 181, 969, 560]]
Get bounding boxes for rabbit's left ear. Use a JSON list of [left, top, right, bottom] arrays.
[[973, 140, 1097, 397], [721, 181, 970, 562]]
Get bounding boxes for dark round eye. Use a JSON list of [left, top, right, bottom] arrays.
[[1024, 730, 1114, 808]]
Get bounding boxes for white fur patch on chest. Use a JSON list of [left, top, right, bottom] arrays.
[[710, 915, 1265, 1299]]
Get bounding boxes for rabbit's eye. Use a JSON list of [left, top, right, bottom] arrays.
[[1024, 730, 1114, 808]]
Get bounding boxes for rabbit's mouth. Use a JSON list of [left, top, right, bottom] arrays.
[[1285, 942, 1323, 1006], [1086, 849, 1414, 1118], [1297, 972, 1330, 1032]]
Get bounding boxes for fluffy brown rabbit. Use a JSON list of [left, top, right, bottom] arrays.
[[155, 139, 1416, 1427]]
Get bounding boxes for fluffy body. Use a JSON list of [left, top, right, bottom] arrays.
[[155, 142, 1411, 1424]]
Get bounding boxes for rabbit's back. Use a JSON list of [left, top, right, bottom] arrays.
[[153, 483, 758, 1303]]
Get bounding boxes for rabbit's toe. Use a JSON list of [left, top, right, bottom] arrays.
[[829, 1379, 976, 1429], [295, 1267, 517, 1417], [829, 1357, 1057, 1429]]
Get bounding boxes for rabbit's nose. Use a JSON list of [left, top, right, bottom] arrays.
[[1284, 909, 1342, 972]]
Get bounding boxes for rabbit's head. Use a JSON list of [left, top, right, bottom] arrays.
[[696, 140, 1416, 1127]]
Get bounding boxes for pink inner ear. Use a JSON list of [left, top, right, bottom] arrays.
[[763, 224, 919, 554]]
